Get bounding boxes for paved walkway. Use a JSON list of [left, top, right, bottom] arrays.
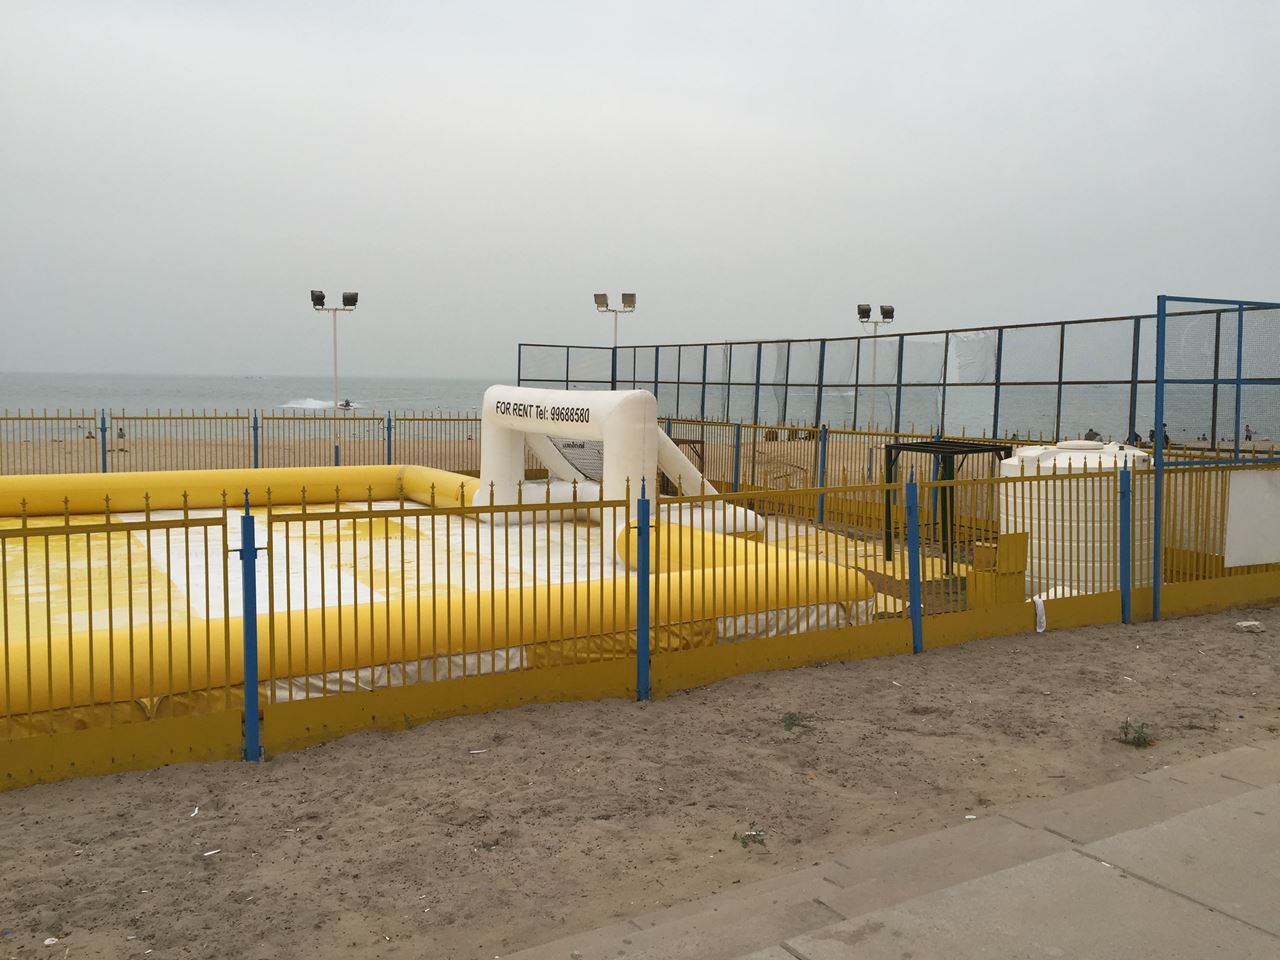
[[506, 739, 1280, 959]]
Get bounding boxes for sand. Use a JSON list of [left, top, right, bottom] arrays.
[[1, 606, 1277, 959], [0, 438, 483, 479]]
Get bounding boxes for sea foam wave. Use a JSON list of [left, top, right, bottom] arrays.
[[281, 398, 362, 410]]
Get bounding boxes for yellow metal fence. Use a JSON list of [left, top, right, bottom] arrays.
[[1, 495, 236, 739], [260, 487, 635, 702], [0, 412, 99, 475], [3, 462, 1279, 790]]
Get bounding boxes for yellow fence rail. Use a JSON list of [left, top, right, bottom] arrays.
[[1, 495, 235, 740], [3, 460, 1279, 790], [0, 411, 100, 475], [260, 486, 634, 704]]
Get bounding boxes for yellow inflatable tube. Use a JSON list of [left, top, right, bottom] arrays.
[[616, 521, 872, 581], [0, 465, 480, 517], [3, 555, 870, 714]]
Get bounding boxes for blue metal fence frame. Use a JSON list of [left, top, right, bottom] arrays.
[[516, 305, 1221, 437], [904, 476, 924, 655], [1152, 294, 1280, 620], [236, 492, 262, 761]]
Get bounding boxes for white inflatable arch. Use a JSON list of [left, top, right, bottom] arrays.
[[476, 385, 713, 512]]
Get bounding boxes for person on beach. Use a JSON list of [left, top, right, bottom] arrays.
[[1245, 424, 1253, 441], [1084, 427, 1101, 441]]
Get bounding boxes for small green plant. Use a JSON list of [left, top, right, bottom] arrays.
[[1118, 718, 1154, 748], [781, 711, 816, 733], [733, 823, 767, 848], [477, 838, 500, 851]]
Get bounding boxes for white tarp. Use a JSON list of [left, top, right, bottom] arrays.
[[1225, 470, 1280, 567]]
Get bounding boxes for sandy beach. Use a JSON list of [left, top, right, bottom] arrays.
[[0, 606, 1275, 959]]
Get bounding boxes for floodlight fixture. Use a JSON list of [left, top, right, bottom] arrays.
[[593, 291, 638, 377], [309, 285, 361, 466], [858, 304, 895, 428]]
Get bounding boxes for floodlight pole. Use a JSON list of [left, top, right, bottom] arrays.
[[331, 307, 339, 465], [861, 312, 894, 430], [606, 309, 620, 389], [595, 295, 636, 390], [313, 301, 356, 466]]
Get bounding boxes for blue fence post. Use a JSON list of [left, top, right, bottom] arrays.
[[816, 425, 829, 524], [905, 476, 924, 654], [636, 480, 651, 702], [893, 334, 905, 434], [732, 422, 742, 492], [1152, 295, 1167, 621], [99, 410, 108, 473], [251, 411, 260, 469], [752, 342, 763, 425], [385, 412, 394, 465], [1119, 467, 1132, 625], [814, 339, 827, 428], [1127, 317, 1141, 446], [1233, 304, 1245, 462], [992, 328, 1004, 438], [664, 417, 672, 436], [699, 344, 709, 420], [237, 490, 262, 761]]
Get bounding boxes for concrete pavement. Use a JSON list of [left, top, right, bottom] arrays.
[[504, 739, 1280, 959]]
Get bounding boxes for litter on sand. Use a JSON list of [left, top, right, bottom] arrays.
[[190, 806, 199, 817], [1235, 621, 1265, 633], [468, 749, 489, 754], [43, 938, 58, 946], [202, 849, 221, 857]]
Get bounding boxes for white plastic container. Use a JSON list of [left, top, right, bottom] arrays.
[[998, 440, 1152, 597]]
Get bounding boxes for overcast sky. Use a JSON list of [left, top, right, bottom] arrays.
[[2, 1, 1277, 379]]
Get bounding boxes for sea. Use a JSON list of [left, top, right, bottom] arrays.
[[0, 371, 1269, 444], [0, 372, 494, 415]]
